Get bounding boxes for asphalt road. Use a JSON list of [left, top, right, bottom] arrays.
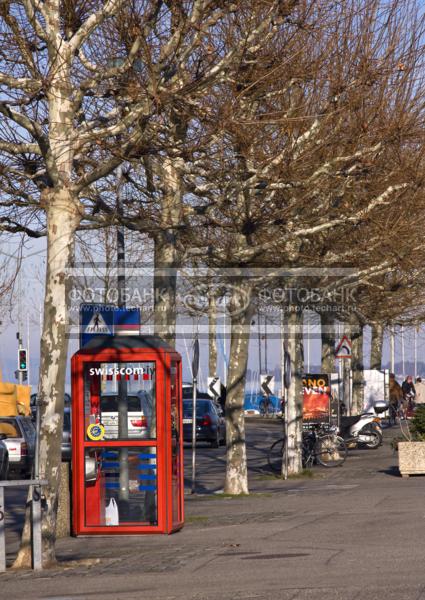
[[183, 416, 284, 493], [3, 418, 425, 600], [183, 417, 401, 492]]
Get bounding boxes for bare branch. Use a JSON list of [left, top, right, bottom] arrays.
[[69, 0, 125, 53], [22, 0, 48, 42], [0, 140, 41, 154], [0, 73, 40, 93]]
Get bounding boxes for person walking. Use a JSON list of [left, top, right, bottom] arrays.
[[389, 373, 403, 406], [389, 373, 403, 423], [415, 377, 425, 405], [402, 375, 416, 416]]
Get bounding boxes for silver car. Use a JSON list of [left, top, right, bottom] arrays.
[[0, 417, 35, 478], [100, 392, 152, 439]]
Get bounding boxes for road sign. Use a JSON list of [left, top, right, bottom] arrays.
[[85, 312, 110, 334], [114, 308, 140, 335], [335, 335, 352, 359], [80, 304, 114, 347], [15, 369, 27, 382], [284, 351, 291, 389], [208, 376, 221, 400], [261, 374, 275, 396], [192, 338, 199, 379]]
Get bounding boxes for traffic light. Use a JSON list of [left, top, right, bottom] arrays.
[[15, 369, 28, 381], [18, 349, 28, 371]]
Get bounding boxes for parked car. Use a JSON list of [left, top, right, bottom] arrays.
[[62, 406, 72, 461], [30, 395, 72, 461], [0, 436, 9, 480], [99, 391, 153, 439], [182, 399, 226, 447], [182, 383, 210, 400], [30, 392, 71, 420], [0, 416, 35, 478]]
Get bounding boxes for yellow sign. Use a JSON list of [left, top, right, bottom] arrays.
[[87, 423, 105, 441]]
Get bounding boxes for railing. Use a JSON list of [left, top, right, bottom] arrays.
[[0, 479, 48, 571]]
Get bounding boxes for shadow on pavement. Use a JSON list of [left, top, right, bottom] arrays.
[[378, 466, 402, 477]]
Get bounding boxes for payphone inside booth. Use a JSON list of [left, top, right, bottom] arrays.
[[71, 335, 184, 535]]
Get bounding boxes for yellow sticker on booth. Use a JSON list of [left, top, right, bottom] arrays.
[[87, 423, 105, 441]]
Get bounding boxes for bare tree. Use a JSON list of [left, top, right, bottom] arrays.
[[0, 0, 284, 565], [0, 0, 150, 566], [180, 0, 425, 481]]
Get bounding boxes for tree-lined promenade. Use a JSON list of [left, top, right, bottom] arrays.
[[1, 0, 425, 565]]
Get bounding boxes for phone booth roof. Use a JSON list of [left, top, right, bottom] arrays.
[[77, 334, 176, 355]]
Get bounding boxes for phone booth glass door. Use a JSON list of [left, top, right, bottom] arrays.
[[83, 361, 159, 528]]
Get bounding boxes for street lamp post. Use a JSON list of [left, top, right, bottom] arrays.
[[191, 338, 199, 494], [401, 325, 405, 376], [414, 326, 418, 378], [390, 326, 395, 373], [116, 165, 129, 508]]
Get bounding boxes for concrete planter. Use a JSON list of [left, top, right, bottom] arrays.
[[398, 441, 425, 477]]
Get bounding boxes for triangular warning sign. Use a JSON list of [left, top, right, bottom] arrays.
[[335, 335, 352, 359], [84, 311, 111, 334]]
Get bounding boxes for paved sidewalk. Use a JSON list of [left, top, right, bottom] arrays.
[[2, 428, 425, 600]]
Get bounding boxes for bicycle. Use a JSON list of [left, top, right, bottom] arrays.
[[259, 396, 273, 417], [388, 403, 403, 427], [268, 423, 347, 473]]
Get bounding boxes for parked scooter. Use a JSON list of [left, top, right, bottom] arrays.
[[339, 413, 383, 449]]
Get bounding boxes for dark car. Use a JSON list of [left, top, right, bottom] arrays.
[[182, 383, 210, 400], [183, 399, 225, 447], [30, 394, 72, 462], [30, 392, 71, 420], [61, 406, 72, 461]]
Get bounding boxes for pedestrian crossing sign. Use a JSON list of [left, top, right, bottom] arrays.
[[80, 304, 114, 347], [84, 311, 112, 334]]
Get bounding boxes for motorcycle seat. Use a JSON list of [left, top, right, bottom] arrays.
[[340, 416, 362, 429]]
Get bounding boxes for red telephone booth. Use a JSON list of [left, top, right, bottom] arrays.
[[71, 335, 184, 535]]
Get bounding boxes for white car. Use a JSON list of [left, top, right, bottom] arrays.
[[0, 417, 35, 478], [99, 391, 154, 439]]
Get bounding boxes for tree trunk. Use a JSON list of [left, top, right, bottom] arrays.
[[370, 323, 384, 370], [224, 281, 254, 495], [351, 314, 364, 415], [286, 306, 304, 475], [320, 311, 335, 374], [153, 154, 184, 348], [208, 292, 218, 377], [14, 192, 80, 568], [153, 232, 178, 346]]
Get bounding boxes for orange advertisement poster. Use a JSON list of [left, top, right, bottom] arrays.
[[303, 374, 330, 422]]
